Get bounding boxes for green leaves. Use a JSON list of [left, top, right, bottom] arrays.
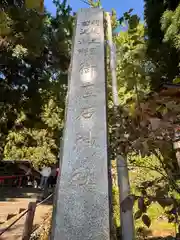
[[144, 0, 180, 88], [173, 77, 180, 84], [0, 0, 72, 165], [4, 127, 58, 168], [134, 210, 142, 220], [88, 0, 101, 7], [109, 2, 180, 234], [161, 4, 180, 50], [115, 20, 150, 105], [134, 197, 151, 227], [142, 214, 151, 228], [138, 197, 147, 213]]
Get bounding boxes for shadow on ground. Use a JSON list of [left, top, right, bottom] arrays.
[[146, 238, 175, 240], [0, 187, 53, 205], [0, 223, 24, 240], [116, 226, 175, 240]]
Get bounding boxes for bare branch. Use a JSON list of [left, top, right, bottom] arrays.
[[80, 0, 90, 5]]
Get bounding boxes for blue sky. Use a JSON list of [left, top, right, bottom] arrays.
[[44, 0, 144, 19]]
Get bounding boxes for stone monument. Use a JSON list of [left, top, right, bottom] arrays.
[[51, 8, 110, 240]]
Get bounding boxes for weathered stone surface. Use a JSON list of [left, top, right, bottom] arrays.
[[52, 8, 109, 240]]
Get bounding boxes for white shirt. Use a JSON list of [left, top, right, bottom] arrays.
[[41, 167, 51, 177]]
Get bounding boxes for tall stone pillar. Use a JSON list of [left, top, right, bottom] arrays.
[[51, 8, 110, 240]]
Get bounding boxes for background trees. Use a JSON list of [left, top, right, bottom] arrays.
[[108, 3, 180, 235], [1, 0, 180, 237], [0, 0, 73, 168], [144, 0, 180, 89]]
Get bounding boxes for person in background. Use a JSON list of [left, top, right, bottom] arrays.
[[25, 167, 32, 186], [48, 166, 56, 188], [56, 167, 59, 178], [39, 165, 51, 189]]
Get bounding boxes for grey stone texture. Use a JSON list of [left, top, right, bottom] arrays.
[[53, 8, 110, 240]]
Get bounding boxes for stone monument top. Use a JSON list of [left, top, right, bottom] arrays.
[[51, 8, 110, 240]]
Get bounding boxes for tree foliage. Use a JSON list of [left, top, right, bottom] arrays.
[[161, 3, 180, 51], [108, 8, 180, 233], [144, 0, 180, 89], [1, 0, 180, 235], [0, 0, 73, 167]]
